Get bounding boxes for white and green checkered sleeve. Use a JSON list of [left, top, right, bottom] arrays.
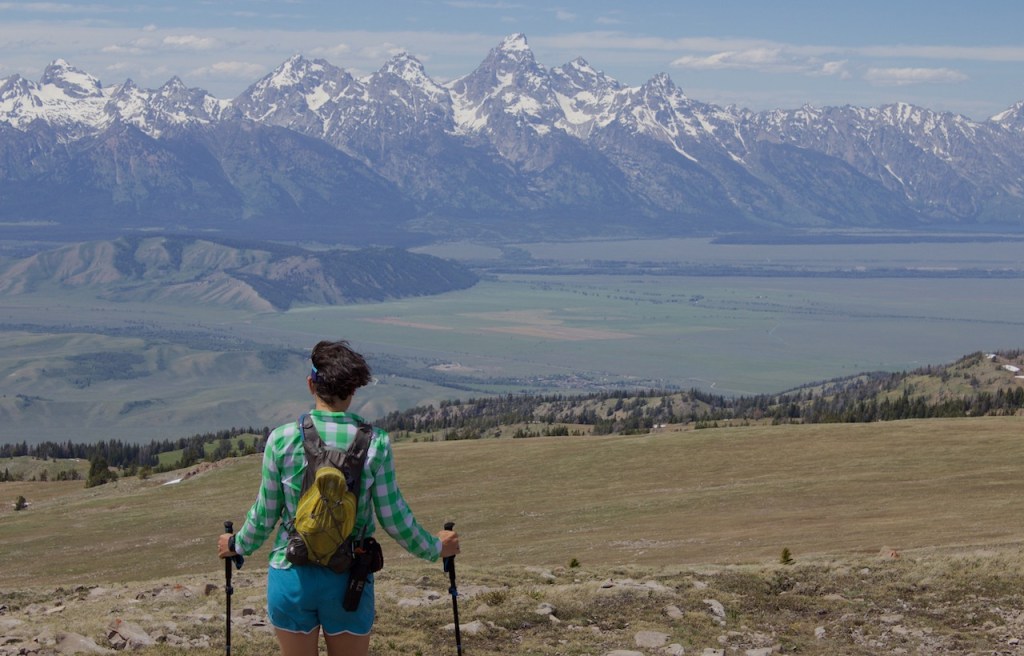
[[233, 427, 289, 556], [371, 433, 442, 562]]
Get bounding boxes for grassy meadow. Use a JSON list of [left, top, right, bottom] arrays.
[[4, 416, 1024, 654], [4, 416, 1024, 587]]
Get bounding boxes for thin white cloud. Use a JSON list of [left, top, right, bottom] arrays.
[[162, 35, 220, 51], [190, 61, 267, 79], [445, 1, 524, 8], [859, 44, 1024, 63], [101, 43, 145, 55], [819, 60, 850, 79], [310, 43, 352, 58], [554, 9, 576, 21], [357, 42, 407, 62], [540, 31, 1024, 64], [595, 16, 623, 26], [671, 48, 848, 78], [864, 67, 969, 86], [0, 2, 112, 12]]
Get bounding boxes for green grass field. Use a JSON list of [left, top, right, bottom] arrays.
[[3, 416, 1023, 588], [5, 416, 1024, 655]]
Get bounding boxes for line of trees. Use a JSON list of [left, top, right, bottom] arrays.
[[5, 351, 1023, 487], [377, 369, 1024, 437], [0, 425, 270, 471]]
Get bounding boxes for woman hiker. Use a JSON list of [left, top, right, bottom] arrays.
[[218, 339, 460, 656]]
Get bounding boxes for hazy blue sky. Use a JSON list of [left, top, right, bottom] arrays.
[[2, 0, 1023, 119]]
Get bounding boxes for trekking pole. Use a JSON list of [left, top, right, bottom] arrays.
[[223, 520, 244, 656], [442, 521, 463, 656]]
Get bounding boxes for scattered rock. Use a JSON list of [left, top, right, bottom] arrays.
[[525, 567, 558, 583], [664, 604, 685, 620], [814, 626, 826, 639], [704, 598, 726, 625], [446, 619, 488, 636], [535, 602, 557, 616], [744, 647, 777, 656], [701, 649, 725, 656], [665, 644, 686, 655], [634, 630, 668, 648], [879, 546, 901, 560], [596, 578, 673, 594], [106, 618, 155, 650], [605, 651, 644, 656], [56, 631, 114, 655], [0, 618, 24, 634]]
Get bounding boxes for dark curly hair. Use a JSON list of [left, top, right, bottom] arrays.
[[309, 340, 372, 404]]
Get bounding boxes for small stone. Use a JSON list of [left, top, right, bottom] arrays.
[[535, 602, 556, 616], [56, 631, 114, 655], [634, 630, 668, 648], [704, 598, 726, 625], [106, 618, 155, 649]]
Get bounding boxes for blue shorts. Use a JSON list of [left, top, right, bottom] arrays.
[[267, 565, 375, 635]]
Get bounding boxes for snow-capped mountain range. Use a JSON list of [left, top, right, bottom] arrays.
[[2, 33, 1023, 243]]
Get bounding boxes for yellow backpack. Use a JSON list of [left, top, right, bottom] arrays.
[[285, 415, 372, 572]]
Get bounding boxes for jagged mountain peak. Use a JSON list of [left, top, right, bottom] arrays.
[[160, 76, 188, 92], [991, 100, 1024, 130], [479, 32, 542, 74], [0, 73, 33, 96], [371, 52, 449, 105], [641, 72, 684, 97], [551, 57, 621, 91], [500, 32, 530, 53], [229, 54, 355, 126], [377, 52, 431, 84], [264, 54, 335, 89], [40, 59, 105, 99]]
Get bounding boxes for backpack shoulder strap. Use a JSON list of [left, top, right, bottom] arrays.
[[298, 413, 329, 491], [344, 422, 374, 494]]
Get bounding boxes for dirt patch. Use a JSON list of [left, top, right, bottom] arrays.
[[480, 325, 633, 340], [362, 317, 454, 330], [467, 309, 634, 341]]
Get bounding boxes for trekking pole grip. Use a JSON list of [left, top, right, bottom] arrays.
[[224, 520, 244, 570], [443, 522, 455, 567]]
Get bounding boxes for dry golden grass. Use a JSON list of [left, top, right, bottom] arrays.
[[4, 416, 1024, 654]]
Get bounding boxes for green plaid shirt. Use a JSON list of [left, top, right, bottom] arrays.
[[233, 409, 442, 568]]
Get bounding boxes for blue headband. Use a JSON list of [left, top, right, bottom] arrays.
[[310, 364, 319, 382]]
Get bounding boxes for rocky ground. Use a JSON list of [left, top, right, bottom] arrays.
[[4, 550, 1024, 656]]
